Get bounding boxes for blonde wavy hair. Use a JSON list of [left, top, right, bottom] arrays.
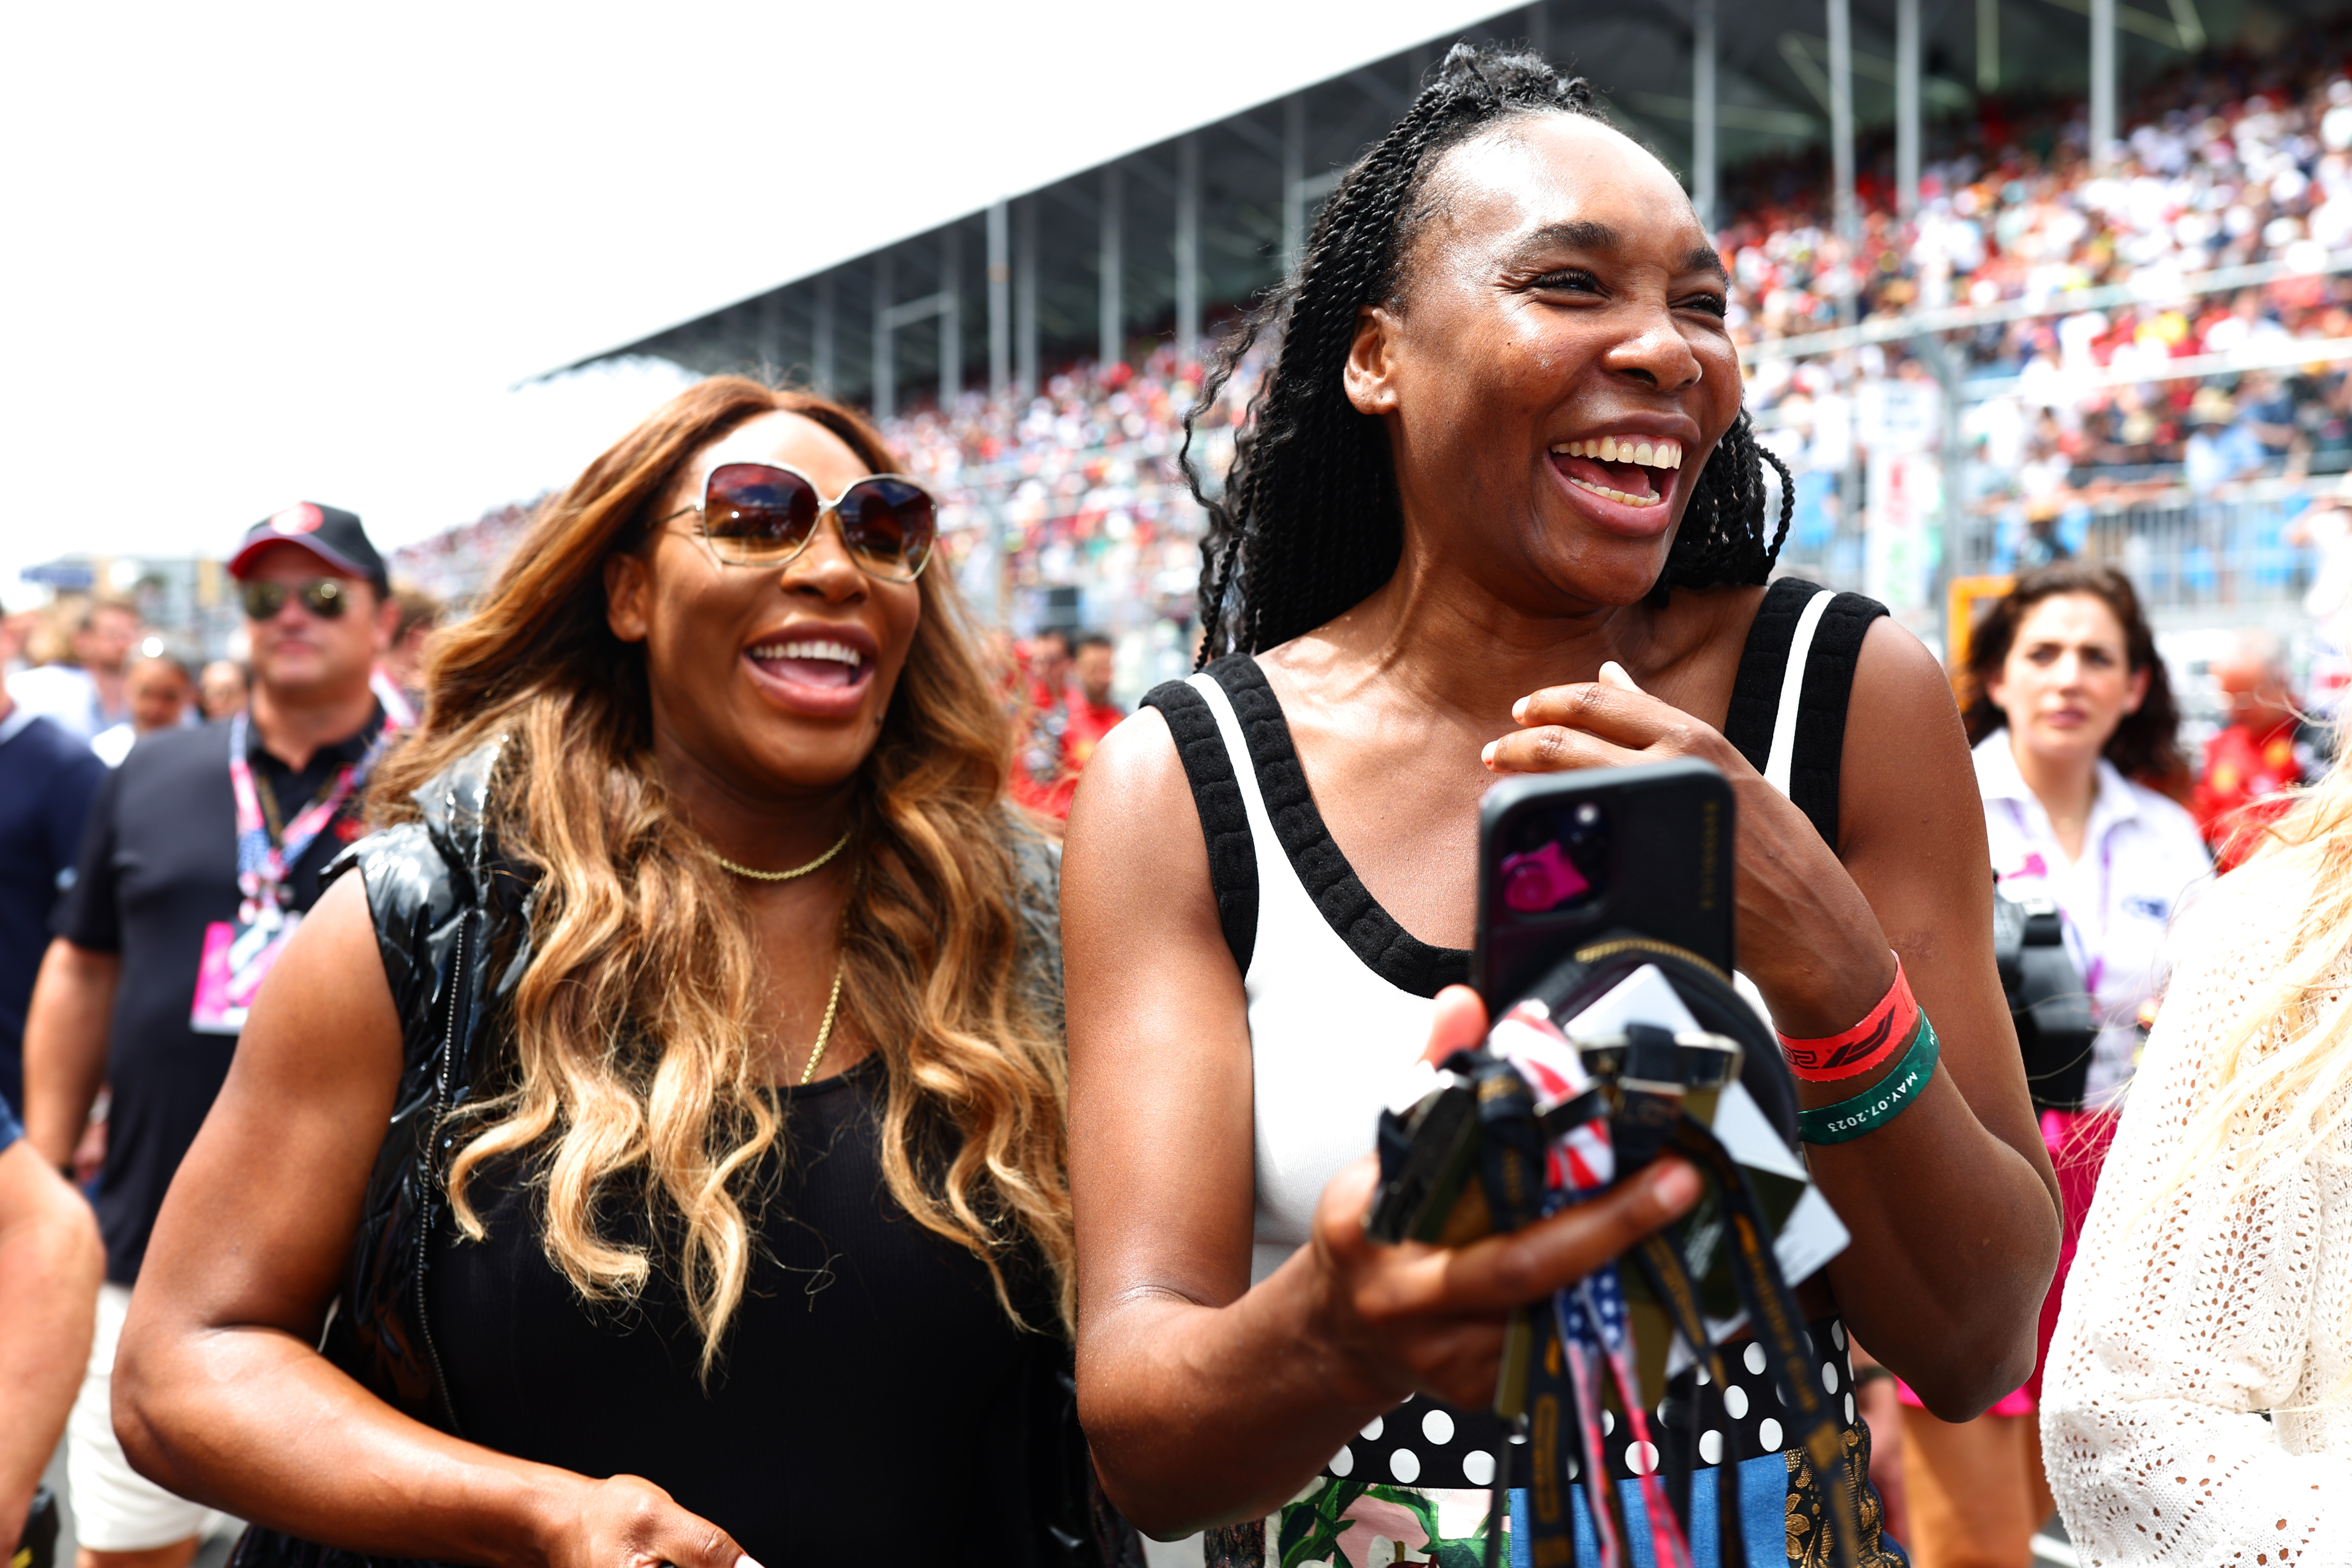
[[369, 377, 1071, 1375], [2159, 745, 2352, 1206]]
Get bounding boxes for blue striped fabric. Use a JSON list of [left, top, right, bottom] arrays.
[[1515, 1455, 1793, 1567]]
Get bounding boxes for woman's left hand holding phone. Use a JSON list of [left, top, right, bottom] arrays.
[[1484, 660, 1896, 1036]]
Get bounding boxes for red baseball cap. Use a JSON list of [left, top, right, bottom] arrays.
[[228, 503, 389, 594]]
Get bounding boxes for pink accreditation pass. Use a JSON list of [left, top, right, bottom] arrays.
[[189, 909, 302, 1036]]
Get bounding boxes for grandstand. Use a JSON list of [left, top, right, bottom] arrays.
[[564, 0, 2240, 408], [416, 0, 2352, 717]]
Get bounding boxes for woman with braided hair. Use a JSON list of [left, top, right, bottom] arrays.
[[1063, 42, 2057, 1565]]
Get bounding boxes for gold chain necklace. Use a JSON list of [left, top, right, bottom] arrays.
[[708, 828, 851, 883], [799, 961, 846, 1086]]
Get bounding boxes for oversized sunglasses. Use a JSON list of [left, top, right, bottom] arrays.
[[658, 462, 937, 582], [241, 578, 351, 621]]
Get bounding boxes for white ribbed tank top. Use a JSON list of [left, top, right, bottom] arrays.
[[1180, 585, 1844, 1284], [1189, 670, 1445, 1281]]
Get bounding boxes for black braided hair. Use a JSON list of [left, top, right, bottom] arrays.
[[1181, 42, 1792, 662]]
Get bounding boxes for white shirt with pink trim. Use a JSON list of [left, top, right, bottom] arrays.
[[1973, 731, 2212, 1109]]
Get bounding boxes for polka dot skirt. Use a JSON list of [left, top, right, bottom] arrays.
[[1319, 1315, 1861, 1490], [1627, 1315, 1860, 1484], [1321, 1393, 1512, 1489]]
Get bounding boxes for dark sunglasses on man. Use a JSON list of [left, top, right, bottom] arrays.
[[241, 578, 353, 621], [656, 462, 938, 582]]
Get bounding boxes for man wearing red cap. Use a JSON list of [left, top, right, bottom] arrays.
[[22, 503, 399, 1568]]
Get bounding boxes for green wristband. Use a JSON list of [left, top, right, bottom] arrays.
[[1798, 1012, 1940, 1145]]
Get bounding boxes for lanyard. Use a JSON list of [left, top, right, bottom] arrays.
[[370, 668, 419, 731], [2004, 796, 2115, 996], [1483, 1009, 1858, 1568], [228, 707, 397, 921]]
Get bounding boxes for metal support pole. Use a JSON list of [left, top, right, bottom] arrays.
[[1914, 330, 1967, 643], [1100, 165, 1123, 369], [1829, 0, 1861, 555], [1829, 0, 1859, 327], [1897, 0, 1921, 216], [1527, 0, 1550, 59], [987, 200, 1010, 395], [757, 293, 781, 381], [1015, 196, 1038, 399], [940, 225, 962, 407], [873, 251, 894, 421], [1282, 94, 1305, 272], [1694, 0, 1718, 230], [1176, 134, 1200, 369], [2090, 0, 2117, 161], [814, 274, 835, 394], [1977, 0, 1999, 93]]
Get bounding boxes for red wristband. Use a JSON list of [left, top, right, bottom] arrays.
[[1777, 955, 1918, 1082]]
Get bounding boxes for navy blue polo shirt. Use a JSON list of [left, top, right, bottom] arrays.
[[0, 708, 107, 1115], [58, 711, 383, 1283]]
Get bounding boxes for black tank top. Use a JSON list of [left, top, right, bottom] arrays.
[[425, 1055, 1057, 1567]]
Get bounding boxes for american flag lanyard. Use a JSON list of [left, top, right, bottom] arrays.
[[1487, 1006, 1694, 1568], [227, 709, 396, 924], [1486, 1004, 1859, 1568]]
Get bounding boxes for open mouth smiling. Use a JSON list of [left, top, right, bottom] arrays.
[[747, 637, 867, 689], [1548, 435, 1687, 508]]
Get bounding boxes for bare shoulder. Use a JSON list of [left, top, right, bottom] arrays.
[[1844, 615, 1973, 781], [1837, 615, 1995, 938], [1852, 612, 1957, 705], [1065, 702, 1203, 874]]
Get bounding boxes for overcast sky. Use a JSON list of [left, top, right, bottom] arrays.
[[0, 0, 1515, 602]]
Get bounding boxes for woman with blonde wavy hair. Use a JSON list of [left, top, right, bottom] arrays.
[[111, 378, 1125, 1568], [2041, 741, 2352, 1555]]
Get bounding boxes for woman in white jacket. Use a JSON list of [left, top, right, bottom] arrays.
[[2043, 748, 2352, 1559]]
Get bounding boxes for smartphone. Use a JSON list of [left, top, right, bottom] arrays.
[[1470, 758, 1737, 1011]]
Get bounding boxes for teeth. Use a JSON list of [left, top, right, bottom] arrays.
[[1567, 476, 1665, 508], [1548, 437, 1683, 469], [750, 639, 862, 665]]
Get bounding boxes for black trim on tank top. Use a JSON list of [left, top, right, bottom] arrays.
[[1202, 656, 1470, 1000], [1720, 578, 1888, 850], [1140, 677, 1260, 973]]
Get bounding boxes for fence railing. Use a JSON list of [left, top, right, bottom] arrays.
[[1945, 480, 2328, 611]]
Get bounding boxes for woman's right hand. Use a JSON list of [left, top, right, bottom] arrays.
[[535, 1474, 756, 1568], [1301, 985, 1703, 1412]]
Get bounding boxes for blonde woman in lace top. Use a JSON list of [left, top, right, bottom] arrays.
[[2043, 766, 2352, 1560]]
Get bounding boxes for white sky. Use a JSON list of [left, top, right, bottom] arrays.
[[0, 0, 1514, 603]]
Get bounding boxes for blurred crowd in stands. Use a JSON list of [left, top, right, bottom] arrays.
[[1733, 26, 2352, 517], [325, 22, 2352, 758]]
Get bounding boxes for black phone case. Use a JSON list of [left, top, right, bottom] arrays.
[[1471, 759, 1737, 1010]]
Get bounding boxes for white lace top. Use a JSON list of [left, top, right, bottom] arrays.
[[2042, 872, 2352, 1562]]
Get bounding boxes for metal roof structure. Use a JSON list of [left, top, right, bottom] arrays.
[[574, 0, 2271, 411]]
